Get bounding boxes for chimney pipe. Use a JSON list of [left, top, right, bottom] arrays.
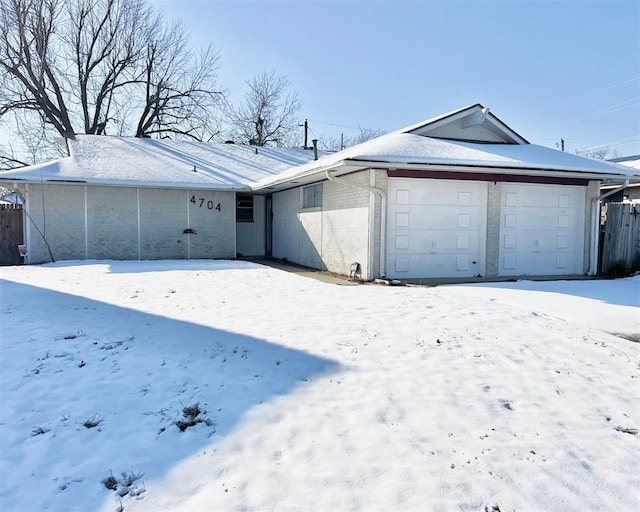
[[312, 139, 318, 160]]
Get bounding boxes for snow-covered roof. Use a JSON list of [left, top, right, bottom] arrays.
[[1, 107, 638, 192], [0, 135, 321, 190], [609, 155, 640, 170], [253, 132, 640, 189]]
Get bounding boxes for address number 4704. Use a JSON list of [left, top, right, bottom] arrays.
[[190, 195, 221, 211]]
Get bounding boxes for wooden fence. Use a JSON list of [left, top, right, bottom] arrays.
[[0, 203, 24, 266], [600, 202, 640, 273]]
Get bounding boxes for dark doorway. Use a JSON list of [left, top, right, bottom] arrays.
[[265, 194, 273, 258]]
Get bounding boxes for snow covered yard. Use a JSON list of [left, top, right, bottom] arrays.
[[0, 260, 638, 512]]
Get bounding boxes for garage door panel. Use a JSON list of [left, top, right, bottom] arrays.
[[402, 209, 480, 229], [502, 231, 581, 252], [503, 209, 581, 230], [394, 230, 482, 253], [388, 178, 487, 278], [499, 183, 585, 276]]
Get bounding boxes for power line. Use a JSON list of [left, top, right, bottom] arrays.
[[557, 76, 640, 104], [306, 118, 362, 131], [577, 136, 640, 152], [533, 97, 640, 132]]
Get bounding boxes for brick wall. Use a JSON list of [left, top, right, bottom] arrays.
[[23, 184, 235, 263], [87, 186, 138, 259], [187, 189, 235, 259], [26, 184, 85, 263], [271, 170, 373, 277], [485, 182, 502, 278], [322, 172, 371, 277]]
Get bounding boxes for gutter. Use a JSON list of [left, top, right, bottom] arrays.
[[342, 159, 637, 181], [326, 168, 387, 279]]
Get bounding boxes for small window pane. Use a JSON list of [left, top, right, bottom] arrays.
[[303, 184, 322, 208], [304, 187, 315, 208], [236, 194, 254, 222]]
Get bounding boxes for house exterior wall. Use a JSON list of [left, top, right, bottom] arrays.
[[236, 195, 266, 257], [87, 186, 138, 259], [272, 188, 300, 264], [186, 189, 235, 259], [370, 169, 388, 279], [25, 184, 86, 263], [322, 172, 371, 276], [139, 188, 189, 260], [22, 184, 235, 264], [485, 182, 502, 278], [271, 171, 371, 277]]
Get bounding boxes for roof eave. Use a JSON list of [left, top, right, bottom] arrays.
[[0, 176, 252, 191], [340, 158, 636, 181]]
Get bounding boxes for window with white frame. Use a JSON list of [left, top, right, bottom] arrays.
[[302, 183, 322, 209]]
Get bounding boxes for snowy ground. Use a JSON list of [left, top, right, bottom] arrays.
[[0, 260, 638, 512]]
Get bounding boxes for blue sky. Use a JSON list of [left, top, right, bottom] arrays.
[[154, 0, 640, 157]]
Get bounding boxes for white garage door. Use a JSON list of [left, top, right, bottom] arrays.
[[499, 183, 586, 276], [387, 178, 487, 278]]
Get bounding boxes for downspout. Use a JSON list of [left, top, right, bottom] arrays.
[[326, 168, 387, 278], [589, 179, 629, 275]]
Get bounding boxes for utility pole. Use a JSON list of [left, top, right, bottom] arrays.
[[300, 119, 309, 149], [340, 133, 344, 151]]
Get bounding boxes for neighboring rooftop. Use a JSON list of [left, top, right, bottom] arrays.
[[609, 155, 640, 170]]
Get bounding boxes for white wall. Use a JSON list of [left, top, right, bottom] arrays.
[[271, 171, 372, 277], [23, 184, 235, 263], [236, 195, 265, 257]]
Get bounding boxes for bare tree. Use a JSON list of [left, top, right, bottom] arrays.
[[228, 70, 302, 146], [574, 146, 610, 160], [0, 111, 65, 169], [0, 145, 28, 170], [66, 0, 149, 135], [135, 20, 224, 140], [319, 126, 385, 152], [0, 0, 225, 162]]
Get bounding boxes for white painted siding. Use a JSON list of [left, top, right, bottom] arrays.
[[423, 122, 506, 142]]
